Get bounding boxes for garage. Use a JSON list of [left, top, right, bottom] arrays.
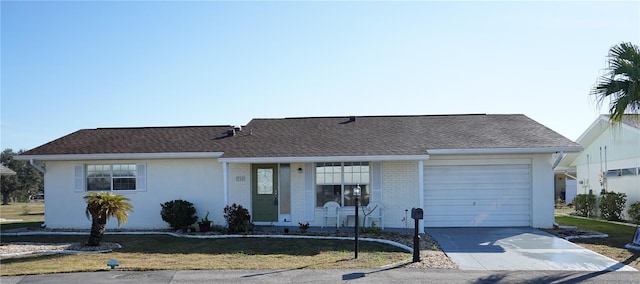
[[424, 164, 531, 227]]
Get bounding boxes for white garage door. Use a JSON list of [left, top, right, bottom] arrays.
[[424, 164, 531, 227]]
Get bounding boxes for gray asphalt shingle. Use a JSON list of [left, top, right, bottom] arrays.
[[19, 114, 581, 158]]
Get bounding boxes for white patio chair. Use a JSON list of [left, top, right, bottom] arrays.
[[364, 202, 384, 229], [322, 201, 341, 228]]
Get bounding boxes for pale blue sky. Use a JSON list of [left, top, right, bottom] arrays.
[[1, 1, 639, 151]]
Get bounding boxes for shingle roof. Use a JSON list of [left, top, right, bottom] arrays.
[[20, 126, 234, 155], [0, 165, 17, 175], [221, 114, 581, 158], [19, 114, 581, 158]]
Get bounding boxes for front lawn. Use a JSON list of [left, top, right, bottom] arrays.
[[0, 203, 44, 230], [554, 216, 639, 270], [0, 234, 411, 276]]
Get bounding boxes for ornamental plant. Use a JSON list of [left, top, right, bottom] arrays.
[[160, 199, 198, 230], [628, 201, 640, 224], [598, 190, 627, 221], [223, 203, 254, 233], [574, 194, 596, 217]]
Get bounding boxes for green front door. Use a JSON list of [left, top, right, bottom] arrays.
[[252, 164, 278, 222]]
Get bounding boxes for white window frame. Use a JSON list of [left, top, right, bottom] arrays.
[[315, 161, 370, 207], [76, 163, 146, 192]]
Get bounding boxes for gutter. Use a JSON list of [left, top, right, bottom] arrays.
[[427, 146, 583, 155], [29, 159, 46, 174]]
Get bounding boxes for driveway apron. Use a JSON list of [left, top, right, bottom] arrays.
[[427, 227, 637, 271]]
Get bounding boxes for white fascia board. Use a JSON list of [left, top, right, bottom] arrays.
[[219, 154, 430, 163], [14, 152, 224, 161], [426, 147, 583, 155]]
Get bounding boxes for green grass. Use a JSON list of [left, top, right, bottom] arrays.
[[0, 203, 413, 275], [0, 203, 45, 230], [0, 234, 411, 276], [555, 216, 636, 240], [554, 215, 639, 270]]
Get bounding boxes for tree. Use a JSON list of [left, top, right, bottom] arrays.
[[84, 192, 133, 246], [592, 42, 640, 123], [0, 149, 44, 205]]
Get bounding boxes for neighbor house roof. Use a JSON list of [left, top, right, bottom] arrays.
[[0, 165, 17, 176], [558, 114, 640, 168], [17, 114, 582, 161]]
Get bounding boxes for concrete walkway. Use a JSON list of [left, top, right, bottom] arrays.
[[428, 227, 637, 271]]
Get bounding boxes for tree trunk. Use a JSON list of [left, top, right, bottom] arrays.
[[87, 217, 106, 246], [2, 194, 8, 205]]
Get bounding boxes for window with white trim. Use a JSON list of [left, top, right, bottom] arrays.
[[87, 164, 137, 191], [605, 168, 638, 178], [315, 162, 370, 207]]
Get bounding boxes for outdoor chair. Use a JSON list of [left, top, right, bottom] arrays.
[[322, 201, 340, 228]]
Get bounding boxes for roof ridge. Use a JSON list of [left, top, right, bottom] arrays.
[[93, 125, 234, 130]]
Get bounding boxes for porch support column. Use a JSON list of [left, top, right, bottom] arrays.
[[418, 160, 425, 234], [223, 162, 229, 206]]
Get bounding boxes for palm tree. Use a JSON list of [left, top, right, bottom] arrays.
[[592, 42, 640, 123], [84, 192, 133, 246]]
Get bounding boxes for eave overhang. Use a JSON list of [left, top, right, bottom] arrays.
[[15, 152, 225, 161]]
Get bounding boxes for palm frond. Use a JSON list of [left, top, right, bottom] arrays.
[[84, 192, 133, 227], [592, 42, 640, 122]]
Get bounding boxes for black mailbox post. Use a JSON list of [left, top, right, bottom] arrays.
[[411, 207, 423, 263]]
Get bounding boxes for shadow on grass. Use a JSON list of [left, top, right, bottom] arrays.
[[0, 222, 43, 231]]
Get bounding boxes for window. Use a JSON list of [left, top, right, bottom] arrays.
[[87, 164, 137, 191], [605, 168, 638, 178], [620, 168, 636, 176], [316, 162, 370, 207], [605, 169, 620, 177]]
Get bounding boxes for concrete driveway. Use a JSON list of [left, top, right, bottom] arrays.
[[427, 227, 637, 271]]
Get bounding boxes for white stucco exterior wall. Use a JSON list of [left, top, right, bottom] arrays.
[[572, 123, 640, 220], [43, 159, 224, 229], [531, 156, 554, 228]]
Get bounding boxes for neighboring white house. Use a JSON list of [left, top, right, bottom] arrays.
[[16, 114, 582, 232], [559, 114, 640, 220]]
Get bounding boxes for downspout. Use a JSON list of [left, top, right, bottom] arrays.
[[29, 159, 46, 174], [223, 162, 229, 206], [551, 151, 564, 170]]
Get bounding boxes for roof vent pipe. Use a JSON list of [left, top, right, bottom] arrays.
[[349, 116, 356, 122]]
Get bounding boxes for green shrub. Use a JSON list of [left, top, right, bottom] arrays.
[[360, 222, 382, 234], [598, 190, 627, 221], [574, 194, 596, 217], [298, 222, 310, 233], [160, 199, 198, 230], [628, 201, 640, 224], [223, 203, 254, 233]]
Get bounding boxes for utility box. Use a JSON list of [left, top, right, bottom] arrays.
[[411, 207, 423, 220]]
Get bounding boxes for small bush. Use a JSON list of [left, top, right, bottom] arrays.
[[298, 222, 310, 233], [598, 190, 627, 221], [160, 199, 198, 230], [223, 203, 254, 233], [628, 201, 640, 224], [574, 194, 596, 217]]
